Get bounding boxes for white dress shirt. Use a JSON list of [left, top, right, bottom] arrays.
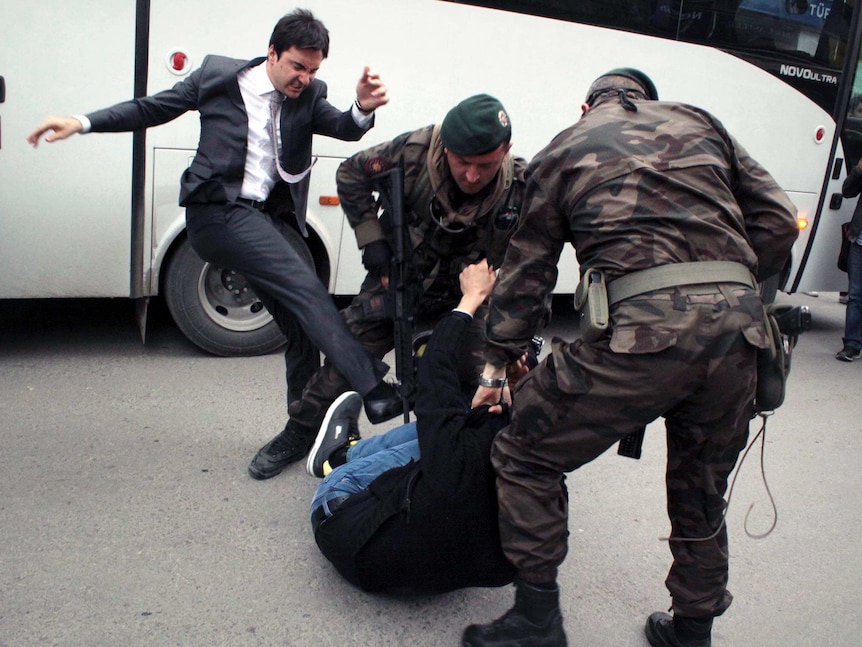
[[238, 62, 373, 202], [238, 63, 282, 201], [78, 59, 374, 203]]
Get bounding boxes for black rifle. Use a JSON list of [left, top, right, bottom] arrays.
[[371, 165, 416, 422]]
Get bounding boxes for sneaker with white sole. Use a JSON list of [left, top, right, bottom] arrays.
[[306, 391, 362, 477], [836, 345, 861, 362]]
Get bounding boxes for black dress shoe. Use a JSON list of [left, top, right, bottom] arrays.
[[248, 422, 314, 480], [362, 381, 404, 424]]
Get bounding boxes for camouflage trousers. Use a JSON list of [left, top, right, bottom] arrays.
[[287, 274, 489, 432], [492, 291, 760, 619]]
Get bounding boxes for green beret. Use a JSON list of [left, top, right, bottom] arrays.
[[440, 94, 511, 155]]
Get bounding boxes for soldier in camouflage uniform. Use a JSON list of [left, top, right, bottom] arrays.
[[248, 94, 527, 480], [462, 70, 799, 647]]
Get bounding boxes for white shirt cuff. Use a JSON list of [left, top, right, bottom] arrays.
[[351, 102, 374, 127], [74, 115, 92, 133]]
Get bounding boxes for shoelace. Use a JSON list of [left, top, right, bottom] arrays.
[[269, 427, 311, 453]]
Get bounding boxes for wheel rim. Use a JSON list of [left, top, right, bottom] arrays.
[[197, 263, 274, 332]]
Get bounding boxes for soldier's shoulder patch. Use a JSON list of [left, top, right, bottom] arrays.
[[363, 157, 391, 176]]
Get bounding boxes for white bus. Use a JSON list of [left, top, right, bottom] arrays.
[[464, 0, 861, 304], [1, 0, 856, 356]]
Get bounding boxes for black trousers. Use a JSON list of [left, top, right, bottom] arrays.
[[313, 490, 381, 591], [185, 201, 387, 406]]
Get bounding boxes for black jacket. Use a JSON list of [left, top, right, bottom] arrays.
[[841, 165, 862, 240], [314, 311, 514, 594]]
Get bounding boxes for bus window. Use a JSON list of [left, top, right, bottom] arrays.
[[448, 0, 849, 113], [814, 0, 852, 67], [648, 0, 738, 42], [731, 1, 838, 62], [448, 1, 836, 59]]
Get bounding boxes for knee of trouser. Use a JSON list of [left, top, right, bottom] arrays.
[[345, 292, 393, 326]]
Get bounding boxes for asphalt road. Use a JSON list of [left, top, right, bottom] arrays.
[[1, 292, 859, 646]]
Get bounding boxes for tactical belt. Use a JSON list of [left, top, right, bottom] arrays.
[[607, 261, 756, 306]]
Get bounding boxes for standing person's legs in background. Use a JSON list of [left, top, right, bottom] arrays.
[[837, 242, 862, 361]]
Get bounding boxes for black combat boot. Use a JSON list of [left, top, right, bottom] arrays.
[[461, 580, 567, 646], [645, 611, 713, 647]]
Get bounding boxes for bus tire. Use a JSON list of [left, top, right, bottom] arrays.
[[163, 228, 314, 357]]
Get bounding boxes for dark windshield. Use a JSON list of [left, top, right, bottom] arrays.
[[446, 0, 853, 114]]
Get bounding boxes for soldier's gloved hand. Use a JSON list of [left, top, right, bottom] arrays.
[[361, 239, 392, 278]]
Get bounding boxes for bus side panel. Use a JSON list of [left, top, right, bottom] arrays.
[[0, 2, 137, 298], [142, 0, 831, 298], [150, 149, 193, 293], [788, 184, 854, 294], [144, 0, 590, 299]]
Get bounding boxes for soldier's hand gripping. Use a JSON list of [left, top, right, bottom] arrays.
[[362, 239, 392, 287]]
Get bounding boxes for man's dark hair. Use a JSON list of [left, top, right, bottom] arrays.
[[270, 8, 330, 58]]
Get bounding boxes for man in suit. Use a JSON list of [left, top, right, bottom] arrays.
[[27, 9, 404, 473]]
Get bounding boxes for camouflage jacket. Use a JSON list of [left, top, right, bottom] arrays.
[[336, 125, 527, 288], [486, 97, 799, 365]]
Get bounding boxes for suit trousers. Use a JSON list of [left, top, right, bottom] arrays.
[[286, 273, 488, 431], [184, 201, 387, 406]]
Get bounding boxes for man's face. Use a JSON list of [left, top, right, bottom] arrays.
[[445, 143, 511, 194], [267, 45, 323, 98]]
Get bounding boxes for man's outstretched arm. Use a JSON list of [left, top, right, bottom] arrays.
[[27, 116, 84, 147]]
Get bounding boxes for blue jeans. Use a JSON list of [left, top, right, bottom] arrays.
[[845, 241, 862, 350], [309, 421, 420, 523]]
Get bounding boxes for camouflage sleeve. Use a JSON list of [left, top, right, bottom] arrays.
[[485, 170, 566, 366], [727, 133, 799, 281], [335, 128, 423, 249]]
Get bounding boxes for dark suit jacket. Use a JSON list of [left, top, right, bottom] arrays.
[[86, 55, 372, 234]]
